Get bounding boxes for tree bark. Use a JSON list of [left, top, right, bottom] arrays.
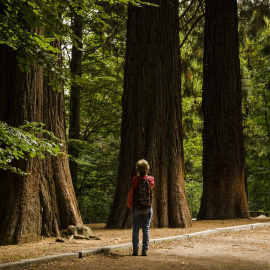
[[197, 0, 250, 219], [106, 0, 192, 229], [69, 10, 83, 194], [0, 39, 83, 244]]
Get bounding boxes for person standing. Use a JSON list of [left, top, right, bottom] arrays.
[[130, 159, 154, 256]]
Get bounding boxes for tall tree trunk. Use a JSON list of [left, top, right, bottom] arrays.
[[69, 10, 83, 194], [106, 0, 192, 229], [197, 0, 250, 219], [0, 39, 83, 244]]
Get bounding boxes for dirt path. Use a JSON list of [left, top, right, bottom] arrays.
[[0, 218, 270, 269], [7, 226, 270, 270]]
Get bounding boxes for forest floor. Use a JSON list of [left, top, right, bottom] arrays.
[[0, 217, 270, 269]]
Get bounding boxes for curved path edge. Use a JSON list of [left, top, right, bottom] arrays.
[[1, 222, 270, 269]]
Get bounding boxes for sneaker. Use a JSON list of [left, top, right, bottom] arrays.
[[132, 249, 138, 256], [142, 249, 148, 256]]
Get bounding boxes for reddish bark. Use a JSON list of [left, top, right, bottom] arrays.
[[0, 40, 83, 245], [106, 0, 192, 229], [197, 0, 250, 219]]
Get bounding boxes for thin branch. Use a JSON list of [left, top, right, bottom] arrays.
[[179, 0, 197, 21], [83, 112, 121, 140], [180, 0, 204, 30], [198, 0, 205, 15], [181, 57, 203, 76], [81, 45, 103, 62], [180, 14, 204, 48], [179, 0, 191, 4]]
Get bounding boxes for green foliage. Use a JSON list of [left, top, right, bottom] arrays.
[[239, 2, 270, 211], [180, 0, 204, 217], [63, 0, 126, 222], [0, 0, 68, 77], [185, 180, 202, 218], [0, 121, 64, 175], [182, 96, 203, 217], [72, 138, 119, 222]]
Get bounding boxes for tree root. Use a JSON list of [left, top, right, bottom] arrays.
[[57, 224, 101, 242]]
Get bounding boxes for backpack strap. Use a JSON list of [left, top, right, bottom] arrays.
[[137, 176, 149, 181]]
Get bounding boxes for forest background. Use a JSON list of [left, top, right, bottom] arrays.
[[1, 0, 270, 223]]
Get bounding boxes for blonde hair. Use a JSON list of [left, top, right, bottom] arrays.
[[136, 159, 149, 176]]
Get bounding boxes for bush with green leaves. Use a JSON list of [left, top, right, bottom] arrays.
[[0, 121, 64, 175]]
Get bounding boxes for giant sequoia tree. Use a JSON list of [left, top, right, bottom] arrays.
[[0, 5, 83, 244], [106, 0, 192, 228], [197, 0, 250, 219]]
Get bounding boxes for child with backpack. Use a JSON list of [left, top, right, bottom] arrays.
[[130, 159, 154, 256]]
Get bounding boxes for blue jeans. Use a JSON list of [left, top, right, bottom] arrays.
[[132, 208, 153, 250]]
